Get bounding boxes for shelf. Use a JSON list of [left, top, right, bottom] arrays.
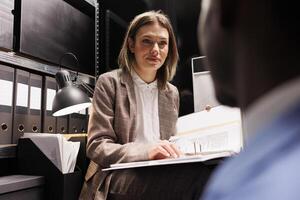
[[0, 50, 96, 86], [0, 175, 44, 194], [64, 0, 95, 18], [0, 144, 17, 159]]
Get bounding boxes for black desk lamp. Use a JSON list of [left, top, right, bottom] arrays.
[[52, 53, 93, 117]]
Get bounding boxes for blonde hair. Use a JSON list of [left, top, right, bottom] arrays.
[[118, 10, 179, 89]]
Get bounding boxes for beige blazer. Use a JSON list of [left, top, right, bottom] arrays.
[[79, 69, 179, 200]]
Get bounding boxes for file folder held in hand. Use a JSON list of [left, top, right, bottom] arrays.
[[171, 105, 243, 155]]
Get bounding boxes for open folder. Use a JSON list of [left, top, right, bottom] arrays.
[[102, 151, 234, 171], [103, 106, 242, 171], [171, 105, 243, 155], [22, 133, 80, 174]]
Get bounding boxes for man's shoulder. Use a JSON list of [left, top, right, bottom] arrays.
[[203, 119, 300, 200]]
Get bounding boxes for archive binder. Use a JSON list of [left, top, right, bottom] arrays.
[[17, 138, 82, 200], [68, 109, 88, 134], [0, 64, 14, 144], [56, 115, 68, 134], [12, 69, 30, 143], [28, 73, 42, 133], [42, 76, 57, 133]]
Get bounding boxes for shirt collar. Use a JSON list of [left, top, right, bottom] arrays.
[[243, 76, 300, 143], [131, 69, 157, 90]]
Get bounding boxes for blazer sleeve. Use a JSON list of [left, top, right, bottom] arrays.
[[86, 74, 152, 168], [175, 87, 180, 112]]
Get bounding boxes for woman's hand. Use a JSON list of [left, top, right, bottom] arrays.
[[148, 140, 183, 160]]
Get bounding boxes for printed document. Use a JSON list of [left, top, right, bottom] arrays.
[[172, 105, 243, 154]]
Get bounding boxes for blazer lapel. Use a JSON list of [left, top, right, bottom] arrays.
[[119, 69, 136, 115], [119, 69, 137, 141], [159, 88, 172, 140]]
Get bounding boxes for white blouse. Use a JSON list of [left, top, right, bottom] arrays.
[[131, 71, 160, 143]]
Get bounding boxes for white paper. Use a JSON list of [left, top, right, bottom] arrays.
[[46, 89, 56, 111], [0, 79, 13, 106], [16, 83, 29, 107], [171, 105, 243, 154], [30, 86, 41, 110], [176, 106, 241, 134], [22, 133, 80, 174], [171, 122, 241, 154]]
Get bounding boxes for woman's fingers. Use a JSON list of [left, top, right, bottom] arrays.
[[160, 140, 183, 158], [148, 141, 183, 160], [160, 142, 178, 158], [158, 146, 172, 157], [170, 143, 184, 157], [149, 145, 170, 160]]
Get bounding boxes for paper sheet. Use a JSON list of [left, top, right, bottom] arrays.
[[172, 105, 243, 154], [22, 133, 80, 174]]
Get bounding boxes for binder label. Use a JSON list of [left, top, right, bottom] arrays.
[[16, 83, 29, 107], [46, 89, 56, 111], [0, 79, 13, 106], [30, 86, 41, 110]]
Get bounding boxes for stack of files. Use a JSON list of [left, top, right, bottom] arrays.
[[171, 105, 243, 155], [22, 133, 80, 174], [68, 108, 88, 134]]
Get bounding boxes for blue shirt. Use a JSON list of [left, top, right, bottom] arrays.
[[202, 77, 300, 200]]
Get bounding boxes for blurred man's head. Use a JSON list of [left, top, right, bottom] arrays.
[[199, 0, 300, 110]]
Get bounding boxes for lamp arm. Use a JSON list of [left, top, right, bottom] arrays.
[[76, 78, 94, 96]]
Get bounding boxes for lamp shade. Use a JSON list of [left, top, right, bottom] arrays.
[[52, 70, 92, 116]]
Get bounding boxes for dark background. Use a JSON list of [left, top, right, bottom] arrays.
[[0, 0, 202, 115], [100, 0, 202, 71], [101, 0, 202, 115]]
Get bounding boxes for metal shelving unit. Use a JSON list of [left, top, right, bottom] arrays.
[[0, 50, 95, 86]]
